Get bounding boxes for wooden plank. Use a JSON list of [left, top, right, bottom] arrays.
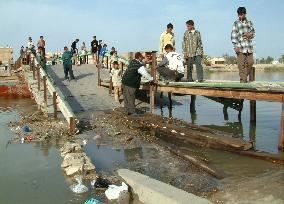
[[279, 94, 284, 150], [43, 75, 47, 104], [97, 64, 101, 86], [249, 67, 256, 122], [109, 66, 113, 94], [32, 57, 36, 80], [53, 91, 57, 119], [150, 53, 157, 113], [158, 86, 282, 102], [37, 64, 40, 91], [163, 81, 284, 91], [69, 117, 75, 135]]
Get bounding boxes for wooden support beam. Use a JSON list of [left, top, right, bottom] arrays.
[[69, 117, 75, 135], [97, 64, 101, 86], [168, 92, 173, 108], [37, 64, 40, 91], [121, 62, 124, 74], [279, 94, 284, 150], [106, 56, 109, 69], [32, 58, 36, 80], [53, 92, 57, 119], [158, 86, 282, 102], [109, 66, 113, 94], [249, 67, 256, 122], [43, 75, 47, 104], [150, 52, 157, 113]]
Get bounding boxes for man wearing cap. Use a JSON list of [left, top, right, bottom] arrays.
[[231, 7, 255, 83], [159, 23, 175, 59]]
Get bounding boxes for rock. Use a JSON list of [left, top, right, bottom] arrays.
[[84, 156, 96, 172], [61, 152, 96, 176], [65, 165, 83, 176], [60, 142, 81, 157], [61, 153, 85, 168]]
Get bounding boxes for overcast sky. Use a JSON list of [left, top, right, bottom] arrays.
[[0, 0, 284, 59]]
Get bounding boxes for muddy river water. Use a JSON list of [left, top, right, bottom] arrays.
[[0, 71, 284, 203]]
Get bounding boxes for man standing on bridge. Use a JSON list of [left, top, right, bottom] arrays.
[[231, 7, 255, 83], [62, 46, 75, 80], [159, 23, 175, 59], [71, 39, 79, 65], [91, 36, 98, 65], [182, 20, 204, 82], [122, 52, 153, 116]]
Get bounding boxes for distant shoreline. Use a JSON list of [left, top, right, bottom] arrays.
[[204, 64, 284, 72]]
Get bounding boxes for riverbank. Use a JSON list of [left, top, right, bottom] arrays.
[[4, 95, 284, 203]]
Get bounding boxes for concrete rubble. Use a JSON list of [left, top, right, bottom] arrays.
[[60, 142, 96, 177]]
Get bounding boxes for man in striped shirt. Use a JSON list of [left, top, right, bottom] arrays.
[[231, 7, 255, 83]]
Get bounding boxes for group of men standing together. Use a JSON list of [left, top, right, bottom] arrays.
[[157, 6, 255, 84], [122, 6, 256, 115]]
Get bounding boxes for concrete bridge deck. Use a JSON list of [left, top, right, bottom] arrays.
[[47, 64, 119, 118]]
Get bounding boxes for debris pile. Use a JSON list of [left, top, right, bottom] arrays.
[[9, 110, 69, 143], [60, 142, 96, 178]]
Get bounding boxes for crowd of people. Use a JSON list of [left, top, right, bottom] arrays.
[[21, 6, 255, 116]]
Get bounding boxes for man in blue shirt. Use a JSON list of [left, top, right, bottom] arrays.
[[62, 46, 75, 80], [99, 44, 107, 67]]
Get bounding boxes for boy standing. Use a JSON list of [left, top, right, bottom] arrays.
[[71, 39, 79, 65], [62, 46, 75, 80], [37, 36, 46, 57], [91, 36, 98, 65], [159, 23, 175, 59], [182, 20, 204, 82], [231, 7, 255, 83], [110, 61, 122, 102], [99, 44, 107, 67]]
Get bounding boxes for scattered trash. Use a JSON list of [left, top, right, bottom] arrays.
[[20, 137, 24, 143], [23, 125, 31, 133], [94, 177, 111, 189], [84, 197, 104, 204], [105, 182, 129, 204], [70, 175, 88, 194], [58, 121, 64, 125], [180, 133, 185, 136], [24, 135, 33, 142], [171, 130, 177, 134], [83, 140, 87, 146], [163, 127, 167, 129]]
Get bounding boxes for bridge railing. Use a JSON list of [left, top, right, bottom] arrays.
[[28, 52, 76, 135]]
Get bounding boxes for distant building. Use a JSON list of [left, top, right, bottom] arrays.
[[0, 47, 13, 66], [272, 60, 280, 65], [209, 57, 225, 68]]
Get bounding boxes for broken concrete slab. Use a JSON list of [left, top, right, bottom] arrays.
[[60, 141, 82, 157], [117, 169, 212, 204]]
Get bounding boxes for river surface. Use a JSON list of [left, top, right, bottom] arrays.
[[0, 98, 93, 204], [156, 71, 284, 153]]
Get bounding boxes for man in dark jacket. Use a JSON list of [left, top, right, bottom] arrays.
[[122, 52, 153, 115], [71, 39, 79, 65]]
